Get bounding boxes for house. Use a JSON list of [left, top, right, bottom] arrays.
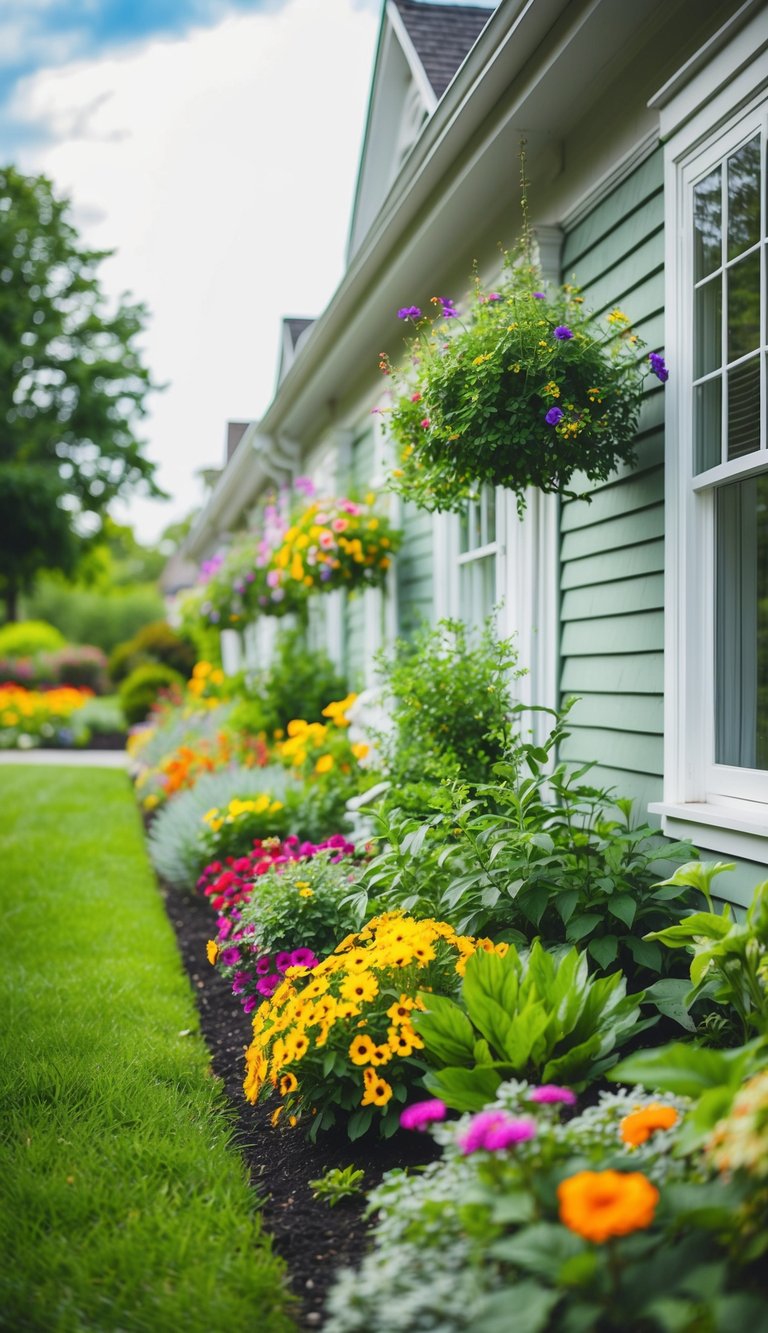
[[180, 0, 768, 903]]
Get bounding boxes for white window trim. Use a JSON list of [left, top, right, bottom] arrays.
[[650, 9, 768, 858]]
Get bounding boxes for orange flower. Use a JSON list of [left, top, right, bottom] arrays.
[[620, 1104, 678, 1147], [557, 1170, 659, 1243]]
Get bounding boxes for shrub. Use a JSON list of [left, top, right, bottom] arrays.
[[0, 683, 93, 749], [373, 618, 521, 810], [41, 645, 109, 693], [245, 627, 349, 733], [0, 620, 66, 657], [147, 766, 292, 889], [119, 662, 184, 726], [108, 620, 196, 685], [24, 578, 165, 652], [242, 913, 507, 1139]]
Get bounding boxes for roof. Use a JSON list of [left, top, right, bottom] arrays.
[[283, 317, 315, 349], [393, 0, 494, 99]]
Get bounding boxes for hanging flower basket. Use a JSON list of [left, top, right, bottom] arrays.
[[263, 493, 401, 614], [194, 539, 271, 628], [379, 254, 668, 514]]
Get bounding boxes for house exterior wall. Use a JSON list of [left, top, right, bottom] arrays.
[[557, 148, 667, 816]]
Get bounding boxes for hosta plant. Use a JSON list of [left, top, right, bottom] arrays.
[[416, 940, 646, 1110]]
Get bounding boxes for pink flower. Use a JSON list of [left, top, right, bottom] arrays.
[[400, 1099, 447, 1131], [255, 955, 273, 976], [243, 995, 257, 1014], [410, 392, 422, 402], [219, 947, 241, 967], [331, 517, 348, 533], [275, 951, 293, 973], [256, 974, 281, 997], [528, 1084, 577, 1107], [458, 1111, 537, 1154], [290, 947, 318, 969], [420, 418, 430, 429]]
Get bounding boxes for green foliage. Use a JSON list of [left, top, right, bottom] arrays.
[[355, 706, 697, 990], [381, 248, 646, 514], [0, 166, 163, 614], [108, 619, 196, 685], [147, 766, 292, 889], [76, 694, 126, 738], [417, 941, 645, 1109], [326, 1081, 760, 1333], [374, 618, 521, 810], [25, 576, 165, 652], [309, 1165, 366, 1207], [228, 627, 349, 736], [119, 661, 184, 726], [236, 856, 364, 961], [645, 867, 768, 1042], [0, 765, 292, 1333], [611, 1039, 766, 1151], [0, 619, 66, 656]]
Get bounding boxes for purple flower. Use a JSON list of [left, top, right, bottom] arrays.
[[256, 974, 281, 997], [242, 995, 257, 1014], [400, 1099, 447, 1132], [290, 947, 318, 969], [294, 475, 316, 496], [553, 325, 573, 340], [649, 352, 669, 383], [397, 306, 421, 320], [458, 1111, 537, 1155], [438, 297, 458, 318], [275, 951, 293, 974], [219, 947, 241, 967], [487, 292, 502, 302], [255, 955, 273, 976], [528, 1084, 577, 1106], [545, 406, 563, 426], [231, 971, 250, 995]]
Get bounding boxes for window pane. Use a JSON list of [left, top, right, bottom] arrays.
[[694, 277, 722, 377], [694, 167, 721, 280], [727, 356, 760, 460], [716, 475, 768, 769], [727, 135, 761, 260], [459, 553, 496, 630], [694, 377, 722, 473], [727, 249, 761, 361]]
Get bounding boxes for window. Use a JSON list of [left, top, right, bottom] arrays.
[[458, 487, 503, 629], [653, 14, 768, 860]]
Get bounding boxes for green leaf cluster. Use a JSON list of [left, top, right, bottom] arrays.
[[417, 941, 644, 1109]]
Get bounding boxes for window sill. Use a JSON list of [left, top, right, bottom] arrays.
[[649, 799, 768, 864]]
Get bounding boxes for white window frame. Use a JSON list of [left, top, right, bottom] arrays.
[[650, 4, 768, 862]]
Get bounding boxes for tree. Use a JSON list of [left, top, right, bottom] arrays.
[[0, 166, 164, 619]]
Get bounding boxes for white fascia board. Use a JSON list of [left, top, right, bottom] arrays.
[[347, 5, 394, 260], [386, 0, 438, 113]]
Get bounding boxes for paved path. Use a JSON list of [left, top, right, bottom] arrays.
[[0, 748, 129, 767]]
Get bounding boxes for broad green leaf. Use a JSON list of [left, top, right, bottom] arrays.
[[588, 934, 618, 969], [566, 912, 603, 942], [413, 992, 476, 1066], [555, 889, 579, 924], [644, 979, 696, 1031], [645, 912, 732, 945], [347, 1107, 374, 1141], [610, 1040, 759, 1096], [607, 893, 636, 927], [422, 1063, 502, 1112], [490, 1223, 584, 1279], [471, 1282, 560, 1333]]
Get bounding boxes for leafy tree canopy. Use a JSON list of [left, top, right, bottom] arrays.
[[0, 165, 164, 617]]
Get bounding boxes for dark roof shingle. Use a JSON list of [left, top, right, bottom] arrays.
[[394, 0, 494, 100]]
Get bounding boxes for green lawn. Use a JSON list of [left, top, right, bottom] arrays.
[[0, 766, 295, 1333]]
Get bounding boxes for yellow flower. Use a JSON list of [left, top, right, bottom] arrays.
[[279, 1072, 298, 1095], [352, 743, 370, 761], [472, 353, 492, 365], [206, 940, 219, 966], [340, 972, 379, 1004], [349, 1034, 377, 1066], [361, 1076, 393, 1108], [299, 887, 313, 898], [314, 753, 334, 774]]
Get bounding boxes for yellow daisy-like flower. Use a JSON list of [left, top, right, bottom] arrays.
[[386, 996, 415, 1024], [206, 939, 219, 966], [340, 972, 379, 1004], [362, 1076, 393, 1108], [315, 753, 334, 774], [284, 1032, 310, 1062], [279, 1071, 298, 1095], [299, 888, 313, 898], [349, 1034, 377, 1066]]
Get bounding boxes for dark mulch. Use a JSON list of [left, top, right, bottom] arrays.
[[160, 878, 440, 1329]]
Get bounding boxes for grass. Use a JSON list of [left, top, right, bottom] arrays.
[[0, 766, 295, 1333]]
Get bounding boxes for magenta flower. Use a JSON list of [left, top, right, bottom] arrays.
[[255, 955, 273, 976], [420, 417, 431, 429], [553, 325, 573, 340], [398, 306, 421, 320], [256, 974, 281, 997], [545, 406, 563, 426], [532, 291, 545, 299], [458, 1111, 537, 1154], [219, 946, 241, 967], [275, 951, 293, 974], [243, 995, 257, 1014], [290, 947, 318, 969], [400, 1099, 447, 1132], [438, 297, 458, 318], [528, 1084, 577, 1106]]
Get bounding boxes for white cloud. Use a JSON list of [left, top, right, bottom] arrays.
[[11, 0, 379, 542]]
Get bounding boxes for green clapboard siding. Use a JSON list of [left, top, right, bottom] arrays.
[[560, 147, 665, 809], [397, 503, 434, 636]]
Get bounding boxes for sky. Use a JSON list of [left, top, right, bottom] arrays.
[[1, 0, 383, 543]]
